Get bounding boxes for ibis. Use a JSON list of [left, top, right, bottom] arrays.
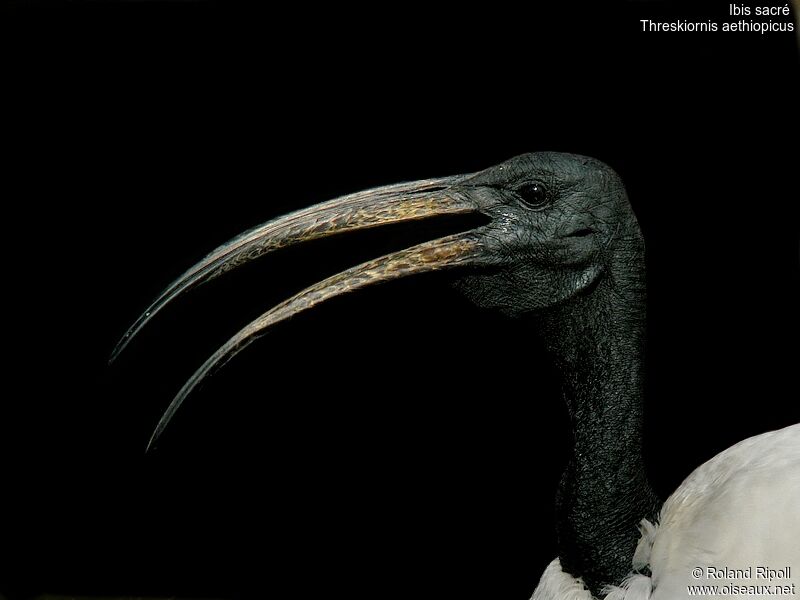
[[114, 153, 800, 599]]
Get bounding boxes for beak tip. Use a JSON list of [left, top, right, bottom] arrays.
[[146, 431, 160, 453], [109, 326, 137, 365], [108, 348, 121, 366]]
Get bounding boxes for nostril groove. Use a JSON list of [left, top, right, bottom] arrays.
[[567, 228, 594, 238]]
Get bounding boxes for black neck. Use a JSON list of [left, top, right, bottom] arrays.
[[538, 251, 660, 596]]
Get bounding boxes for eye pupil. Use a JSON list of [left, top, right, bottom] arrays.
[[517, 181, 549, 208]]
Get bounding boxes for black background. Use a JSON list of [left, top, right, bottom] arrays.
[[3, 1, 798, 599]]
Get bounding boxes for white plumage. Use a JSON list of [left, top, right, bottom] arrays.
[[533, 423, 800, 600]]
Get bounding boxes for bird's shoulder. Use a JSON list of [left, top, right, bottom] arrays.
[[659, 423, 800, 520], [649, 423, 800, 599]]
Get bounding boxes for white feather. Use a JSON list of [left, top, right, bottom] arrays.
[[632, 519, 657, 571], [532, 559, 594, 600], [531, 424, 800, 600], [603, 574, 653, 600], [650, 423, 800, 599]]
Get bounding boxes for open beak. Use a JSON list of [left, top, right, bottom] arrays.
[[112, 176, 488, 449]]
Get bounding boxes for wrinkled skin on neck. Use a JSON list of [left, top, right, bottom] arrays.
[[537, 232, 661, 595]]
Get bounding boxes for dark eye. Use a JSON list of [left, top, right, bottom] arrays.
[[516, 181, 550, 209]]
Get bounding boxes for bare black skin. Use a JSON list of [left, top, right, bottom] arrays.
[[115, 152, 661, 597], [452, 153, 661, 595]]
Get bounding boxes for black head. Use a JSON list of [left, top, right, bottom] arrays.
[[452, 152, 641, 317]]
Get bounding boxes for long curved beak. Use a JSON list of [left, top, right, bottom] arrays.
[[111, 176, 488, 449]]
